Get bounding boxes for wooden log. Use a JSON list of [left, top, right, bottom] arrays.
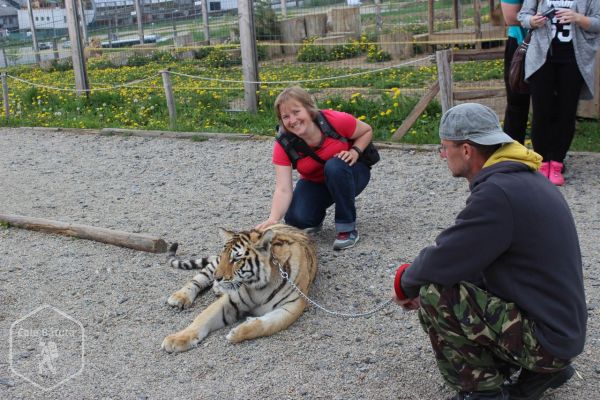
[[0, 213, 168, 253], [280, 16, 306, 55], [391, 81, 440, 141], [304, 13, 327, 37], [329, 7, 361, 37], [379, 31, 414, 60]]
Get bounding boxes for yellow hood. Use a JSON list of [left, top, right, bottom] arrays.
[[483, 141, 542, 171]]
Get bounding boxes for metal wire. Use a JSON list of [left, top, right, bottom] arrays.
[[276, 260, 394, 318]]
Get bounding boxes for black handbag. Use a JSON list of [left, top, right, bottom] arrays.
[[509, 31, 532, 94]]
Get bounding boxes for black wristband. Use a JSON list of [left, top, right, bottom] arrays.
[[351, 145, 363, 156]]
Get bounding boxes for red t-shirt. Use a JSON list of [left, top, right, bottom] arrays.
[[272, 109, 357, 183]]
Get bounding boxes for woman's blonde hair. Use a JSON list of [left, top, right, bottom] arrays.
[[274, 86, 320, 125]]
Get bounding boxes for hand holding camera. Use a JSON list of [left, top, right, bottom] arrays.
[[541, 6, 557, 20]]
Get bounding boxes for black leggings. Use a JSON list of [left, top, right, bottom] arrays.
[[503, 37, 531, 144], [528, 60, 584, 163]]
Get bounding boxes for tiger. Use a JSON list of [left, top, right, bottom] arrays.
[[161, 224, 318, 353]]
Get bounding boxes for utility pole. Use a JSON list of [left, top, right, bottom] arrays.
[[237, 0, 259, 113], [26, 0, 41, 64], [134, 0, 144, 44], [65, 0, 89, 97]]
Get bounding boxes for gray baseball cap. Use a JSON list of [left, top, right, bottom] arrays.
[[439, 103, 514, 145]]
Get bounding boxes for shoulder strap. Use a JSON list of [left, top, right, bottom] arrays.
[[275, 127, 327, 169], [275, 128, 303, 169], [315, 111, 349, 143]]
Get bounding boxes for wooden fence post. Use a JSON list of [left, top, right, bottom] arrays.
[[2, 72, 9, 120], [436, 49, 453, 113], [161, 70, 177, 129], [473, 0, 482, 50]]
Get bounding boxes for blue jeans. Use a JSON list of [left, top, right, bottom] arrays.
[[285, 158, 371, 233]]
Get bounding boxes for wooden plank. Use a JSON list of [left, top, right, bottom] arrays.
[[0, 214, 168, 253], [453, 48, 504, 61], [391, 81, 440, 141], [453, 88, 505, 100]]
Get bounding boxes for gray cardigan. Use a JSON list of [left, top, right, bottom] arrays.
[[518, 0, 600, 99]]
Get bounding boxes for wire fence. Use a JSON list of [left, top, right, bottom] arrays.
[[0, 0, 510, 140]]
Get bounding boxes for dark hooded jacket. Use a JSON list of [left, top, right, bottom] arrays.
[[400, 143, 587, 360]]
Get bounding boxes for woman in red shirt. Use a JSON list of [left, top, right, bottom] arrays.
[[256, 87, 373, 250]]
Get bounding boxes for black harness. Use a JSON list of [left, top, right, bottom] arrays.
[[275, 111, 349, 169]]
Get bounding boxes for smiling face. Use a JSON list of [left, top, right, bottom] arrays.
[[278, 100, 315, 138]]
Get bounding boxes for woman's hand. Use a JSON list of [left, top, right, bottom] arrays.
[[556, 9, 583, 25], [335, 148, 360, 166], [530, 14, 548, 28], [255, 218, 278, 231]]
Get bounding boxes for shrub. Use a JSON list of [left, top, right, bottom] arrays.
[[49, 58, 73, 72], [297, 39, 330, 62], [329, 42, 362, 60], [126, 54, 151, 67], [202, 46, 232, 67], [87, 57, 115, 70], [150, 51, 176, 63], [194, 46, 214, 60], [366, 45, 392, 62]]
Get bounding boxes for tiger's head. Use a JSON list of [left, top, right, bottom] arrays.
[[213, 228, 276, 293]]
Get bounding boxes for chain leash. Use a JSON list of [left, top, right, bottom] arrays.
[[276, 260, 394, 318]]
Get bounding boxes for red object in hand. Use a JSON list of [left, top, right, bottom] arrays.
[[393, 263, 411, 300]]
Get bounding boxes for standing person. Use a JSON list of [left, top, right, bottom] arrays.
[[518, 0, 600, 185], [501, 0, 531, 143], [256, 86, 374, 250], [392, 103, 586, 400]]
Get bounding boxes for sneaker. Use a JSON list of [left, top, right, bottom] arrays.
[[549, 161, 565, 186], [508, 365, 575, 400], [333, 230, 359, 250], [449, 389, 509, 400], [538, 161, 550, 178], [303, 224, 323, 235]]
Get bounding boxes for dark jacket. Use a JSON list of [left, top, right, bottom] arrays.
[[401, 148, 586, 360]]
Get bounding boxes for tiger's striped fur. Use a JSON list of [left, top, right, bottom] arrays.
[[161, 224, 317, 353]]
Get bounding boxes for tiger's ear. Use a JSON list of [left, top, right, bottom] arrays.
[[218, 227, 235, 241], [256, 229, 275, 253]]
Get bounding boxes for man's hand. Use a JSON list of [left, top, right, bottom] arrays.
[[391, 288, 421, 311]]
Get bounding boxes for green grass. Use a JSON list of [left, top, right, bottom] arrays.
[[1, 56, 598, 151]]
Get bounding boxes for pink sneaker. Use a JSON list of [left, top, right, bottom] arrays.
[[539, 162, 550, 178], [549, 161, 565, 186]]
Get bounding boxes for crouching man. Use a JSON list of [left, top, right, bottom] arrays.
[[393, 103, 586, 400]]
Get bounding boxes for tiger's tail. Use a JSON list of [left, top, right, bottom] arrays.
[[167, 243, 213, 270]]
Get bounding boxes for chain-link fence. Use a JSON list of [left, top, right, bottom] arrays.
[[0, 0, 513, 140]]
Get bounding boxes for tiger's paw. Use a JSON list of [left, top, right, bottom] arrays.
[[167, 290, 193, 309], [226, 317, 259, 343], [161, 332, 199, 353]]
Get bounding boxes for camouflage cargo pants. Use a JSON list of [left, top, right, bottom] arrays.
[[418, 282, 569, 392]]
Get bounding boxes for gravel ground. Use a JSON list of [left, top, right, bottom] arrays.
[[0, 128, 598, 400]]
